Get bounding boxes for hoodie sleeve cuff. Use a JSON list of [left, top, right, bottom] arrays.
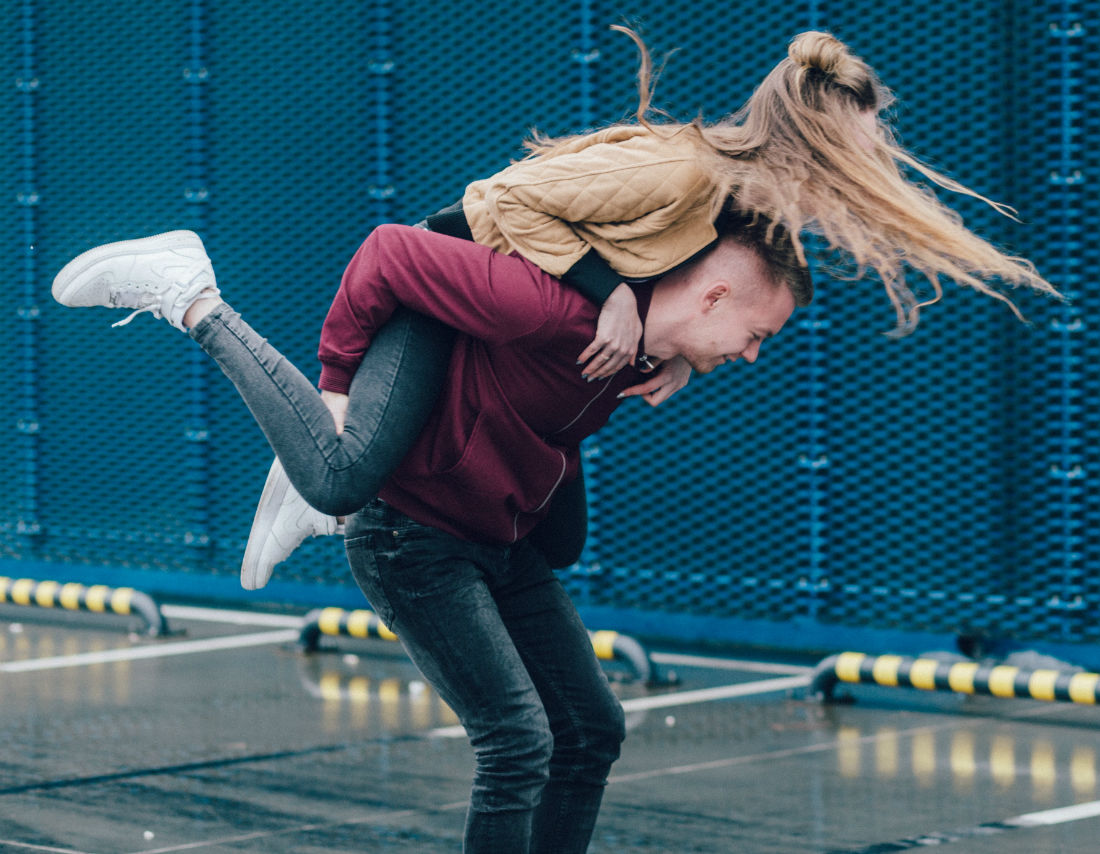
[[319, 363, 355, 394], [425, 200, 474, 241], [561, 248, 623, 304]]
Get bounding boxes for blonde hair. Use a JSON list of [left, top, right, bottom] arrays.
[[526, 27, 1059, 332]]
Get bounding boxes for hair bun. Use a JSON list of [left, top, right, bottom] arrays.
[[788, 31, 850, 77]]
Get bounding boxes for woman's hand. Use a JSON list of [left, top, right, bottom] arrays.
[[577, 284, 642, 381], [616, 356, 692, 407], [321, 389, 349, 435]]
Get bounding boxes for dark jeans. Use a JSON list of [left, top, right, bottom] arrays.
[[345, 499, 626, 853]]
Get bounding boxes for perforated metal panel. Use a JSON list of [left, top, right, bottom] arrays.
[[2, 0, 1098, 655]]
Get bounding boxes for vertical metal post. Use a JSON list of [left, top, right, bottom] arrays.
[[368, 0, 395, 228], [1044, 2, 1086, 639], [575, 0, 602, 602], [573, 0, 598, 131], [183, 0, 212, 560], [796, 1, 829, 620], [807, 0, 821, 27], [803, 11, 829, 823], [16, 0, 41, 545]]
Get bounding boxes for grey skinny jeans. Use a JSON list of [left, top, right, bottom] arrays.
[[191, 302, 452, 518], [189, 300, 587, 566]]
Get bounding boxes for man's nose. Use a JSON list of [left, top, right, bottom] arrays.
[[742, 341, 761, 363]]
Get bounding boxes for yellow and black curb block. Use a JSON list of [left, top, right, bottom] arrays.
[[590, 629, 664, 685], [299, 607, 675, 685], [298, 607, 398, 651], [812, 651, 1100, 705], [0, 576, 170, 636]]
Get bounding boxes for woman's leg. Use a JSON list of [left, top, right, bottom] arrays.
[[52, 229, 455, 520], [190, 302, 453, 517], [237, 337, 589, 593]]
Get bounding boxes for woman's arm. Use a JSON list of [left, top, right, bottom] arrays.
[[577, 283, 641, 379], [616, 356, 692, 406], [479, 135, 710, 384], [479, 135, 710, 292]]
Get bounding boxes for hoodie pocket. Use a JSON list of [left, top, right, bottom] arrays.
[[437, 410, 568, 514]]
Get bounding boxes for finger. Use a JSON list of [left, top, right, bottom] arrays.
[[580, 350, 611, 379], [642, 385, 673, 407], [617, 377, 663, 398], [585, 354, 620, 380], [587, 351, 628, 380], [577, 339, 610, 366], [578, 348, 611, 379]]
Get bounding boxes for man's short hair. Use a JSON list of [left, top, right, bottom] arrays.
[[716, 210, 814, 307]]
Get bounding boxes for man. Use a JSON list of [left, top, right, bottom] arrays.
[[53, 220, 808, 852]]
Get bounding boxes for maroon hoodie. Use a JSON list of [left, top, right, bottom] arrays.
[[318, 224, 650, 544]]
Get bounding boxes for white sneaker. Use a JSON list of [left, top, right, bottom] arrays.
[[241, 457, 339, 590], [52, 230, 218, 331]]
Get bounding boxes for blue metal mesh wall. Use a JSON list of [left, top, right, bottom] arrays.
[[2, 0, 1098, 653]]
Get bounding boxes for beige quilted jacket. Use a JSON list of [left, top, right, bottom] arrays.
[[461, 125, 723, 301]]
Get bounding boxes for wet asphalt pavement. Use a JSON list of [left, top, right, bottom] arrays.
[[1, 604, 1099, 853]]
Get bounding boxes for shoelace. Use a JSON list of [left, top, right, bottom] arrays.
[[110, 262, 213, 328]]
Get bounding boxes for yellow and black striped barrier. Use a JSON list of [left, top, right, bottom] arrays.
[[298, 607, 674, 685], [590, 629, 661, 685], [0, 576, 169, 636], [298, 607, 399, 651], [812, 651, 1100, 706]]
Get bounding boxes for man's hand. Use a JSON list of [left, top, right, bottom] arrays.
[[321, 389, 349, 434], [577, 283, 642, 381], [616, 356, 692, 406]]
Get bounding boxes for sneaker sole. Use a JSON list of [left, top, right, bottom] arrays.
[[240, 458, 293, 591], [52, 230, 206, 306]]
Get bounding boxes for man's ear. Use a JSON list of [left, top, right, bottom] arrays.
[[703, 281, 731, 312]]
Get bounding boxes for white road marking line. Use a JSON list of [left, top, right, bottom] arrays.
[[0, 842, 92, 854], [609, 698, 1079, 787], [650, 652, 812, 675], [160, 604, 304, 628], [428, 725, 467, 738], [618, 675, 811, 711], [0, 630, 300, 673], [610, 739, 843, 784], [1008, 800, 1100, 827], [427, 674, 811, 739]]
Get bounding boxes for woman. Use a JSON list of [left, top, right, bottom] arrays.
[[236, 26, 1057, 590]]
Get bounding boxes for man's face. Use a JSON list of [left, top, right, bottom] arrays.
[[677, 273, 796, 375]]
